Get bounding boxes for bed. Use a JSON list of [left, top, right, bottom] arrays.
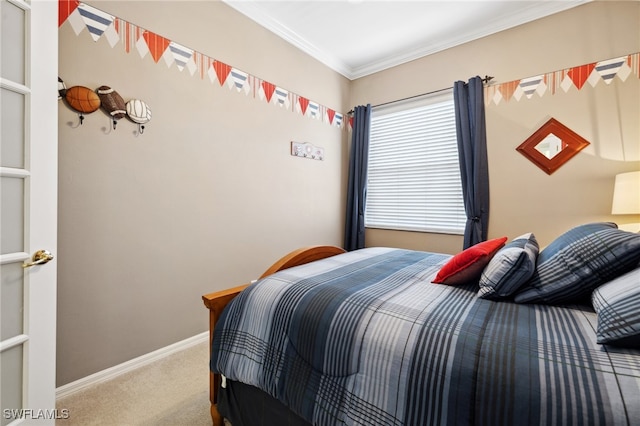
[[202, 223, 640, 426]]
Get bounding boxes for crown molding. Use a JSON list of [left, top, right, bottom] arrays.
[[223, 0, 589, 80], [222, 0, 353, 78]]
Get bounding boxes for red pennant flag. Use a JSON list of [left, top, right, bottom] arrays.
[[261, 81, 276, 103], [327, 109, 336, 124], [499, 80, 520, 102], [349, 116, 354, 129], [213, 60, 232, 86], [143, 31, 170, 63], [59, 0, 80, 27], [567, 63, 596, 90], [298, 97, 309, 115]]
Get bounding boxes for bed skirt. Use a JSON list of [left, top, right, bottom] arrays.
[[218, 379, 311, 426]]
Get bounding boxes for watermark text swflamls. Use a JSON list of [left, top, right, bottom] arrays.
[[3, 409, 70, 420]]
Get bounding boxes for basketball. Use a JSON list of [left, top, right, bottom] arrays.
[[125, 99, 152, 124], [97, 85, 126, 119], [65, 86, 101, 114]]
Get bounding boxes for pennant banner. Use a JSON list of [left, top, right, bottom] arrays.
[[59, 1, 350, 131], [63, 2, 636, 127], [486, 53, 640, 105]]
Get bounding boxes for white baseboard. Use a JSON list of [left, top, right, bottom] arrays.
[[55, 331, 208, 400]]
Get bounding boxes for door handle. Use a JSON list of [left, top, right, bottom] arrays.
[[22, 250, 54, 268]]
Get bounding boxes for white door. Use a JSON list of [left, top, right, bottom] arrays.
[[1, 0, 58, 424]]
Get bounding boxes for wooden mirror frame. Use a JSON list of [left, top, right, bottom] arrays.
[[516, 118, 590, 175]]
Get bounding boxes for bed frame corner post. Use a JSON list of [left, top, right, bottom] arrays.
[[203, 294, 224, 425], [203, 285, 250, 425]]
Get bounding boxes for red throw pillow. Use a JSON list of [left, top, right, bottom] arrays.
[[432, 237, 508, 285]]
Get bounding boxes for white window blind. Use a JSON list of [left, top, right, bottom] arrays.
[[365, 91, 466, 234]]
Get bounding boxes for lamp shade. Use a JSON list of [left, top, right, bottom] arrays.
[[611, 171, 640, 214]]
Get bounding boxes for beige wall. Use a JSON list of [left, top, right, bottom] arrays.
[[57, 1, 350, 386], [351, 1, 640, 252], [57, 1, 640, 387]]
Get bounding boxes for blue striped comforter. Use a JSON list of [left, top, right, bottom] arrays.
[[211, 247, 640, 425]]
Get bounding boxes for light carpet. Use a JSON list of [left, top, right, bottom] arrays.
[[56, 340, 212, 426]]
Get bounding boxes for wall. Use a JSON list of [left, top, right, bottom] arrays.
[[351, 1, 640, 252], [58, 0, 640, 388], [57, 1, 350, 386]]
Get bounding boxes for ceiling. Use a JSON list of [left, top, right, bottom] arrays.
[[222, 0, 589, 80]]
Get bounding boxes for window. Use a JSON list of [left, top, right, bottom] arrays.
[[365, 91, 466, 234]]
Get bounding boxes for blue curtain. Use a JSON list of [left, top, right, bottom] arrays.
[[453, 77, 489, 249], [344, 104, 371, 251]]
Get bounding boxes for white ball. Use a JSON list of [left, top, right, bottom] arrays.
[[125, 99, 152, 124]]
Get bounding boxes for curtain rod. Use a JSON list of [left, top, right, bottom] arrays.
[[348, 75, 494, 114]]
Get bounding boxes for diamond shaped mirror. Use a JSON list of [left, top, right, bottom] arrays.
[[516, 118, 590, 175]]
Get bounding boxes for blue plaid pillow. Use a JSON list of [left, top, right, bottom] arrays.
[[514, 223, 640, 305], [478, 233, 539, 300], [592, 267, 640, 347]]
